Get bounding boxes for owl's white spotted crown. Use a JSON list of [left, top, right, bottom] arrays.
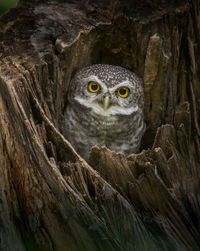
[[63, 64, 146, 160], [75, 64, 142, 88]]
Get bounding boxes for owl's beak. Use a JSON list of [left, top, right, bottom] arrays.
[[103, 95, 110, 111]]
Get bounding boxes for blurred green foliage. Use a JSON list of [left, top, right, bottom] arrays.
[[0, 0, 18, 15]]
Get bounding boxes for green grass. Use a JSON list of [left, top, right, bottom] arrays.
[[0, 0, 18, 15]]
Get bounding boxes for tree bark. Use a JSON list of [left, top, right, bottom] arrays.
[[0, 0, 200, 250]]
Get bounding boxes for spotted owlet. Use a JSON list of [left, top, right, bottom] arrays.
[[63, 64, 145, 160]]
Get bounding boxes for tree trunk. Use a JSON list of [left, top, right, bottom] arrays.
[[0, 0, 200, 250]]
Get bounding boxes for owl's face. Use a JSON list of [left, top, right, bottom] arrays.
[[68, 64, 144, 117]]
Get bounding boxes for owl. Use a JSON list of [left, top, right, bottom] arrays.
[[63, 64, 146, 160]]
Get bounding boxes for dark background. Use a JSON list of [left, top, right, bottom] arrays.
[[0, 0, 18, 15]]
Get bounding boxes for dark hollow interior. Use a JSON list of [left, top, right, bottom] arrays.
[[56, 21, 156, 153]]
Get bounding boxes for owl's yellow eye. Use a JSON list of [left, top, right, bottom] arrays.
[[88, 81, 100, 93], [117, 87, 129, 98]]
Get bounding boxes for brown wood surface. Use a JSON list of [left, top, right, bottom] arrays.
[[0, 0, 200, 250]]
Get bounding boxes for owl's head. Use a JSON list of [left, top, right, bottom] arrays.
[[68, 64, 144, 116]]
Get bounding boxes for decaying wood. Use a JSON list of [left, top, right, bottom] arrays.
[[0, 0, 200, 250]]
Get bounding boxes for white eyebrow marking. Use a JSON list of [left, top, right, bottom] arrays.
[[82, 75, 107, 92], [109, 80, 133, 92]]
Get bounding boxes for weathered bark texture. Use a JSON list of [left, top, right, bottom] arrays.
[[0, 0, 200, 250]]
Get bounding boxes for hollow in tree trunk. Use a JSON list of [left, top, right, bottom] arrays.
[[0, 0, 200, 250]]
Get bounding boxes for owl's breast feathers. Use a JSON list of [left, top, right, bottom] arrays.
[[63, 103, 145, 159]]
